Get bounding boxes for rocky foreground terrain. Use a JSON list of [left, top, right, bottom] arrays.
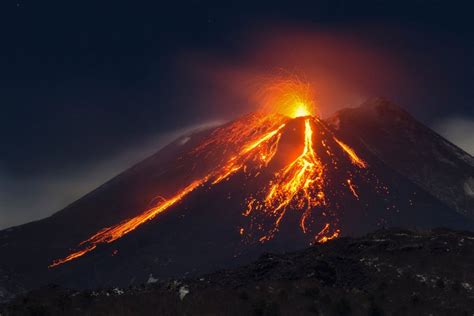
[[2, 228, 474, 315]]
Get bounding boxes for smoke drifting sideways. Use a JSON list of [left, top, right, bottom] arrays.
[[181, 26, 413, 119]]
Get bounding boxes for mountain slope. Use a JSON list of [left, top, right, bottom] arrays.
[[0, 99, 473, 300], [327, 97, 474, 218]]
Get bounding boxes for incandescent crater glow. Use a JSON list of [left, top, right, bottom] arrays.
[[291, 102, 312, 118], [49, 78, 379, 268], [258, 77, 317, 118]]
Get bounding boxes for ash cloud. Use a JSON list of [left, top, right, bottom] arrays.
[[0, 121, 223, 230]]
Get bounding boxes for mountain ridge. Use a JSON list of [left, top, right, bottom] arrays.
[[327, 97, 474, 219]]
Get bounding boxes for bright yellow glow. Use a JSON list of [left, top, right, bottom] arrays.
[[292, 102, 311, 118], [257, 77, 316, 118]]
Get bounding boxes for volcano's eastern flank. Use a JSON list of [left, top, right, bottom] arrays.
[[0, 98, 473, 295]]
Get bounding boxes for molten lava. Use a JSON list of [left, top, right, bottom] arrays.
[[50, 80, 375, 268], [49, 116, 288, 268], [334, 138, 367, 168], [257, 77, 316, 118], [49, 179, 206, 267], [315, 223, 340, 243], [245, 118, 325, 242]]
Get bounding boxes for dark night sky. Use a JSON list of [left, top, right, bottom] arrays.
[[1, 0, 473, 228]]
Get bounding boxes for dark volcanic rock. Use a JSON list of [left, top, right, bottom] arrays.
[[327, 97, 474, 218], [2, 228, 474, 315]]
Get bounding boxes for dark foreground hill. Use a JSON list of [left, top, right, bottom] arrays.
[[3, 228, 474, 316]]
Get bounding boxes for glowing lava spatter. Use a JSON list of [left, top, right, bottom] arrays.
[[315, 223, 340, 243], [244, 118, 325, 241], [50, 82, 373, 268], [258, 77, 316, 118]]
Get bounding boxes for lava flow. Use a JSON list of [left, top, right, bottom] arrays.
[[50, 79, 372, 268], [49, 117, 288, 268], [49, 179, 207, 267], [244, 118, 326, 242]]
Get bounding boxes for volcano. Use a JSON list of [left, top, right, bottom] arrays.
[[0, 97, 473, 300]]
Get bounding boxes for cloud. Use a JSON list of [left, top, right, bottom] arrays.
[[0, 120, 224, 230], [433, 116, 474, 156]]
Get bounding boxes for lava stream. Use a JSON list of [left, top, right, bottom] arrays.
[[315, 223, 340, 243], [333, 138, 367, 168], [49, 179, 206, 267], [245, 118, 325, 242], [50, 113, 371, 268], [50, 121, 287, 268], [346, 179, 360, 199]]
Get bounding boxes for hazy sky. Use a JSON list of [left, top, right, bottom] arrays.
[[1, 1, 473, 229]]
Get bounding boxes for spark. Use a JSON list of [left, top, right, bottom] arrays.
[[49, 245, 97, 268]]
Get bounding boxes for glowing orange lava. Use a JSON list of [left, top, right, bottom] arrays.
[[245, 118, 325, 241], [50, 80, 373, 268], [50, 119, 287, 268], [49, 179, 206, 268], [334, 138, 368, 168], [315, 223, 340, 243], [258, 77, 316, 118], [346, 179, 359, 199], [49, 245, 97, 268], [211, 123, 286, 185]]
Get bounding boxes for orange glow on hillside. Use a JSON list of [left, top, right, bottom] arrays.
[[49, 179, 206, 268], [334, 138, 368, 168], [50, 84, 376, 268], [49, 245, 97, 268], [245, 118, 325, 241], [50, 116, 288, 267], [315, 223, 340, 243], [346, 179, 359, 199]]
